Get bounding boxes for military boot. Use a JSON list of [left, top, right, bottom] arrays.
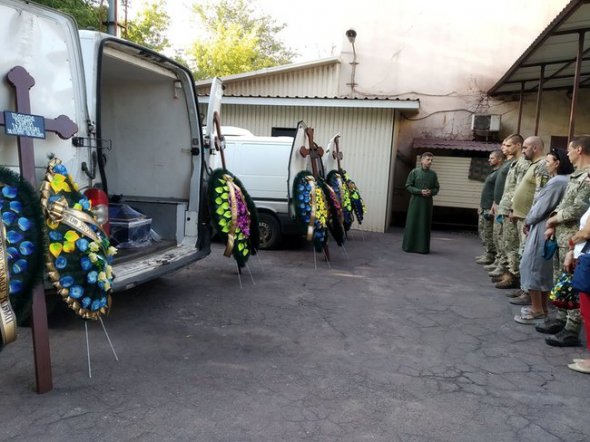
[[483, 262, 498, 271], [491, 273, 510, 283], [475, 255, 494, 265], [495, 273, 520, 289], [545, 329, 581, 347], [488, 267, 506, 277]]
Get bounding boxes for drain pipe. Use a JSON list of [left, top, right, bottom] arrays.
[[107, 0, 118, 36]]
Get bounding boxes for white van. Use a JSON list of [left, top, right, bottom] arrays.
[[211, 135, 300, 249], [0, 0, 214, 290]]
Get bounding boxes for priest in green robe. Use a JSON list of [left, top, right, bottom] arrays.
[[402, 152, 440, 254]]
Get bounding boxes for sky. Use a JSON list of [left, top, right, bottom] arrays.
[[128, 0, 348, 61]]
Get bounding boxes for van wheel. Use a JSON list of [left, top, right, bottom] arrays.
[[258, 213, 282, 250]]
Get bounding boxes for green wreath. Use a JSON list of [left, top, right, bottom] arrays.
[[343, 170, 366, 225], [40, 156, 116, 320], [207, 168, 259, 268]]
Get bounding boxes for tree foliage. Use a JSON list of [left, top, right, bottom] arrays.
[[188, 0, 296, 80], [31, 0, 106, 30], [125, 0, 171, 52]]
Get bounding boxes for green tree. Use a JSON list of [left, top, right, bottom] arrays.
[[125, 0, 171, 52], [188, 0, 296, 80], [31, 0, 106, 30]]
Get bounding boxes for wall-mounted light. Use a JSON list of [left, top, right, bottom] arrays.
[[346, 29, 357, 44], [345, 29, 358, 97]]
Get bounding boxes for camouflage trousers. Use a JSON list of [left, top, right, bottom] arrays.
[[554, 245, 582, 333], [493, 217, 506, 269], [480, 214, 495, 258], [503, 217, 521, 276]]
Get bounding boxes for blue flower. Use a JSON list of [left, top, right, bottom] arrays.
[[12, 259, 27, 274], [75, 238, 89, 252], [81, 297, 91, 308], [99, 297, 107, 308], [7, 247, 19, 260], [2, 211, 16, 226], [55, 256, 67, 269], [59, 275, 74, 288], [19, 241, 34, 256], [79, 198, 91, 210], [9, 280, 22, 294], [69, 285, 84, 299], [49, 230, 63, 241], [80, 257, 92, 271], [91, 300, 101, 311], [9, 200, 22, 214], [53, 164, 68, 175], [17, 217, 32, 231], [2, 186, 17, 199], [87, 271, 98, 284], [6, 230, 23, 244]]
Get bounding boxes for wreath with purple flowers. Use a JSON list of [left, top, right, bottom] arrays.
[[207, 168, 259, 268], [326, 170, 353, 232], [40, 156, 116, 320]]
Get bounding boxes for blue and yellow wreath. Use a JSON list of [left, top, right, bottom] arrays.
[[40, 156, 116, 320], [0, 167, 44, 350], [208, 168, 259, 268], [550, 271, 578, 309], [292, 171, 329, 252]]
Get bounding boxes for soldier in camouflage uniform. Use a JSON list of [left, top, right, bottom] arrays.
[[487, 135, 522, 280], [475, 150, 504, 265], [541, 135, 590, 346], [495, 140, 531, 290]]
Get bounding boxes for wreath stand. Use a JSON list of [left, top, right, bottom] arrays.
[[0, 66, 78, 393]]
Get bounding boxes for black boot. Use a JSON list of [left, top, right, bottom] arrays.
[[535, 318, 565, 335], [545, 329, 581, 347]]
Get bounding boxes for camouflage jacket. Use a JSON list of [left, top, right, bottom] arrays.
[[554, 166, 590, 248], [498, 156, 531, 215]]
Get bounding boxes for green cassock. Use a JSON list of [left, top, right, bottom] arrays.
[[402, 167, 440, 254]]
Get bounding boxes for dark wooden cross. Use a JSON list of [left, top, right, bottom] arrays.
[[331, 135, 344, 172], [299, 127, 324, 179], [1, 66, 78, 394]]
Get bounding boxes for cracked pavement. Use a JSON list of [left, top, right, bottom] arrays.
[[0, 228, 589, 441]]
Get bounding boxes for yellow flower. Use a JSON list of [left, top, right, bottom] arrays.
[[88, 242, 100, 252], [63, 242, 76, 253], [105, 265, 113, 279], [64, 230, 80, 242], [49, 242, 63, 257], [88, 252, 98, 263], [107, 246, 118, 256], [98, 271, 107, 282], [50, 174, 71, 193]]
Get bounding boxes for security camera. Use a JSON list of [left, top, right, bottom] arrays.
[[346, 29, 357, 44]]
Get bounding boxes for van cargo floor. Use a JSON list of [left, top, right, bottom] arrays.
[[113, 239, 177, 264]]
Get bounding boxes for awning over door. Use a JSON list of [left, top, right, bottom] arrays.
[[489, 0, 590, 96]]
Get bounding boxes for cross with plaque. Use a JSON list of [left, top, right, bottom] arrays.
[[0, 66, 78, 394], [331, 135, 344, 172]]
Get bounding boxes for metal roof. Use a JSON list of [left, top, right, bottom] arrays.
[[489, 0, 590, 96], [194, 57, 341, 87], [412, 138, 501, 152], [198, 94, 420, 110]]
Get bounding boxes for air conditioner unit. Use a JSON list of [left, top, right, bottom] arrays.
[[471, 114, 501, 132]]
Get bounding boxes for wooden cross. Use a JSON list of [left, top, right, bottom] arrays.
[[299, 127, 324, 179], [331, 135, 344, 172], [1, 66, 78, 394]]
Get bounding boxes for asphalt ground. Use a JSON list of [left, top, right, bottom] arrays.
[[1, 228, 589, 442]]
